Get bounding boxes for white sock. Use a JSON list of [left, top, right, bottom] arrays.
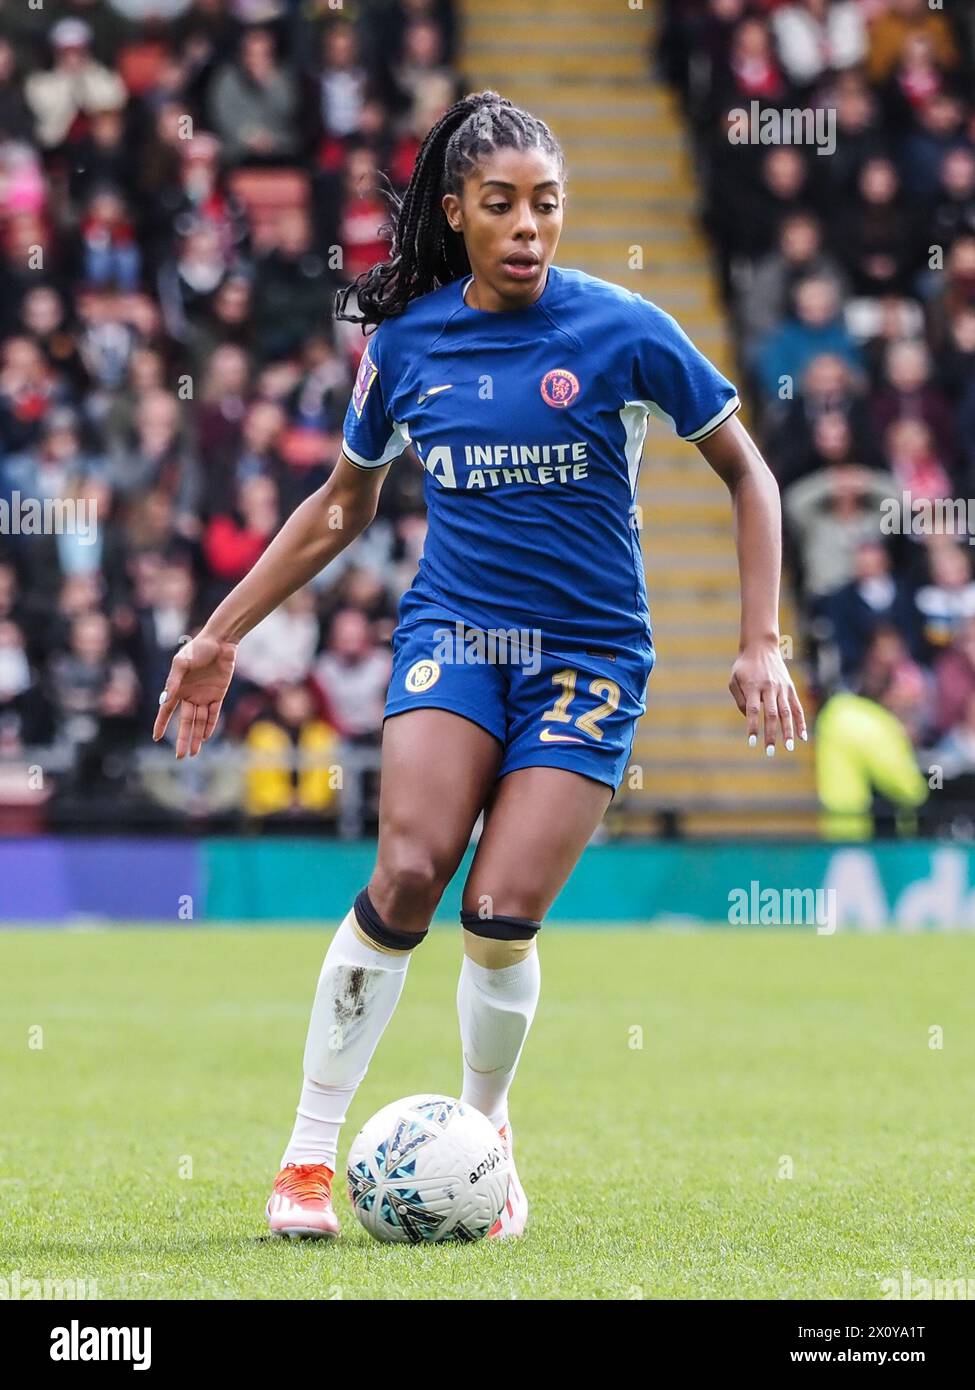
[[457, 946, 540, 1131], [280, 906, 413, 1169]]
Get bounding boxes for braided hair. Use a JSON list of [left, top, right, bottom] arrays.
[[334, 90, 565, 330]]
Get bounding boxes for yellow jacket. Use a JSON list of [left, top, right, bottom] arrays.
[[815, 693, 928, 840], [244, 720, 339, 817]]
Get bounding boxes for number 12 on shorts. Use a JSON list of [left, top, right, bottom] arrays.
[[541, 668, 620, 741]]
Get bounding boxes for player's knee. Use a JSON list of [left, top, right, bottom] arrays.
[[370, 842, 450, 929], [464, 886, 549, 928], [460, 908, 541, 968]]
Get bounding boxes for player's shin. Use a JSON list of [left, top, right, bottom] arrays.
[[280, 889, 425, 1169], [456, 912, 541, 1131]]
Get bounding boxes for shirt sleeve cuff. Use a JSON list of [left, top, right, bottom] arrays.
[[681, 395, 741, 443]]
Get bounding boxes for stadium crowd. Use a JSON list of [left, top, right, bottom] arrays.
[[5, 0, 975, 839], [660, 0, 975, 836], [0, 0, 458, 832]]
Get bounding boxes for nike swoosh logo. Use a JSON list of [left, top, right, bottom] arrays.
[[539, 728, 586, 744], [417, 385, 454, 404]]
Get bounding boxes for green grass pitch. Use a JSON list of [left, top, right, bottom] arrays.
[[1, 926, 972, 1300]]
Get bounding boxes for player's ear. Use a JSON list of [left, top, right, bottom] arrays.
[[442, 191, 462, 234]]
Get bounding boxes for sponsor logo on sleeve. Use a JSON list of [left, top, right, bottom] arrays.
[[352, 344, 379, 418]]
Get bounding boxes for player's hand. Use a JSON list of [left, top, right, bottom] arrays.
[[152, 632, 237, 758], [729, 639, 807, 756]]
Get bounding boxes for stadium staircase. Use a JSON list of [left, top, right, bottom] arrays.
[[460, 0, 818, 836]]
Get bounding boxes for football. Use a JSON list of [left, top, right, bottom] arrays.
[[347, 1094, 509, 1243]]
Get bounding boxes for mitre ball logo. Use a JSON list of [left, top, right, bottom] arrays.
[[540, 368, 581, 409]]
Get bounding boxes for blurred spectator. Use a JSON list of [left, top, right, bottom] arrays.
[[0, 141, 46, 218], [899, 91, 969, 203], [927, 235, 975, 355], [19, 286, 89, 396], [931, 146, 975, 249], [716, 14, 786, 110], [205, 398, 286, 513], [48, 608, 139, 739], [67, 105, 134, 207], [0, 213, 63, 339], [823, 540, 921, 681], [203, 473, 280, 589], [821, 73, 886, 201], [244, 680, 339, 819], [150, 129, 249, 274], [938, 306, 975, 404], [740, 212, 849, 357], [157, 223, 235, 342], [207, 26, 300, 166], [0, 619, 50, 745], [914, 542, 975, 655], [771, 1, 866, 91], [833, 157, 922, 296], [338, 145, 390, 283], [189, 273, 257, 366], [0, 37, 34, 143], [884, 418, 952, 505], [317, 22, 369, 141], [787, 409, 861, 490], [708, 145, 814, 270], [866, 0, 960, 85], [926, 688, 975, 789], [767, 353, 873, 488], [107, 388, 201, 536], [870, 339, 958, 470], [932, 616, 975, 738], [288, 333, 350, 433], [252, 208, 334, 359], [79, 186, 143, 291], [756, 275, 862, 403], [392, 16, 456, 129], [312, 607, 391, 741], [0, 336, 72, 454], [196, 343, 251, 461], [24, 18, 127, 150], [783, 464, 896, 602], [236, 588, 321, 690], [815, 644, 929, 840]]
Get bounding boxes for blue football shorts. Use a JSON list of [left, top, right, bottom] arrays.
[[383, 609, 655, 792]]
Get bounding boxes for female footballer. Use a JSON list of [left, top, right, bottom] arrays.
[[153, 91, 806, 1239]]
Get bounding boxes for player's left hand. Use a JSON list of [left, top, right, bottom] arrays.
[[152, 631, 237, 759], [729, 639, 807, 755]]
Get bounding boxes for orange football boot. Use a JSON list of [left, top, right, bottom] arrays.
[[266, 1162, 340, 1239], [487, 1123, 528, 1239]]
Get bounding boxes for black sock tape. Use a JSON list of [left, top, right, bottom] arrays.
[[354, 888, 428, 951], [460, 910, 541, 941]]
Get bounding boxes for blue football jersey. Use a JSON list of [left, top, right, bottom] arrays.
[[341, 264, 739, 654]]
